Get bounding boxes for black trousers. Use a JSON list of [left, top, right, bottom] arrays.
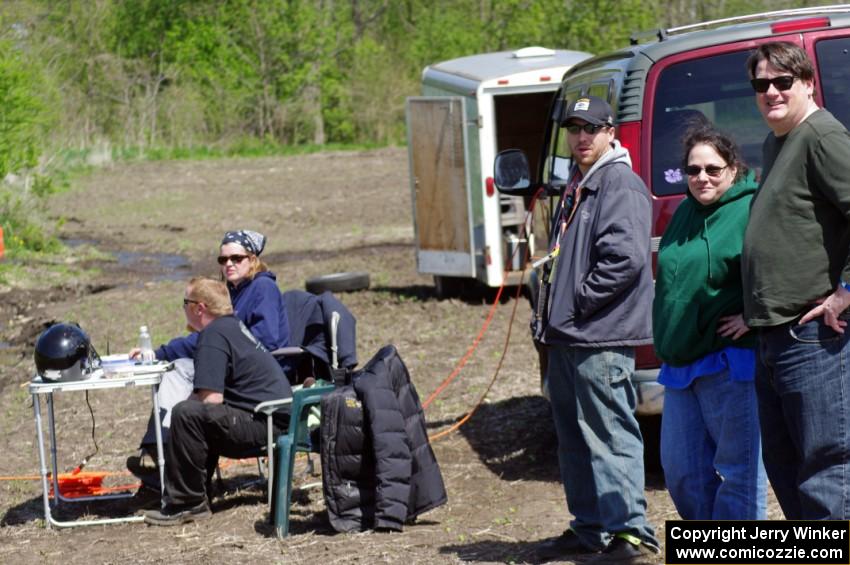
[[164, 400, 280, 507]]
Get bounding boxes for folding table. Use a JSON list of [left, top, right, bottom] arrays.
[[29, 361, 171, 528]]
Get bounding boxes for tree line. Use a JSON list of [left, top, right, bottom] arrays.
[[1, 1, 822, 167], [0, 0, 821, 255]]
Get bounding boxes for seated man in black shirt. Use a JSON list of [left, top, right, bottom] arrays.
[[145, 276, 292, 526]]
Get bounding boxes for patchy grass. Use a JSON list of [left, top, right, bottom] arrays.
[[0, 245, 108, 291], [58, 141, 391, 168]]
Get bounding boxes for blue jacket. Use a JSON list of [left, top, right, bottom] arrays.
[[541, 141, 653, 347], [282, 289, 358, 370], [155, 271, 291, 363]]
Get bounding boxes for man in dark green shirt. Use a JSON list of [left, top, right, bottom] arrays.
[[742, 41, 850, 520]]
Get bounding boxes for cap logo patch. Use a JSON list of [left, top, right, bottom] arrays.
[[574, 98, 591, 111]]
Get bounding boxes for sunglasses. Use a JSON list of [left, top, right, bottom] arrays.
[[217, 254, 249, 265], [183, 298, 200, 306], [750, 75, 796, 93], [684, 165, 728, 177], [565, 123, 609, 135]]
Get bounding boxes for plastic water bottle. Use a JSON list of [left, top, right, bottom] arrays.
[[138, 325, 154, 365]]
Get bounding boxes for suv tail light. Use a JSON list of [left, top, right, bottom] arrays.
[[771, 17, 830, 33], [617, 121, 642, 176]]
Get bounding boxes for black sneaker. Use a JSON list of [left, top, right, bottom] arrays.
[[128, 484, 161, 510], [534, 529, 601, 563], [588, 536, 659, 564], [144, 501, 212, 526], [127, 448, 161, 491], [127, 448, 158, 477]]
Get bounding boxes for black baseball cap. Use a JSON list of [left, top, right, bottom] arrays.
[[564, 96, 614, 126]]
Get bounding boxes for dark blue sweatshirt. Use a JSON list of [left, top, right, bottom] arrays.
[[155, 271, 291, 366]]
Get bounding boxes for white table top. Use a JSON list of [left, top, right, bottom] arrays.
[[29, 361, 172, 394]]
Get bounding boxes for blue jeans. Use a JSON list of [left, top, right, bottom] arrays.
[[661, 370, 767, 520], [756, 317, 850, 519], [546, 345, 658, 550]]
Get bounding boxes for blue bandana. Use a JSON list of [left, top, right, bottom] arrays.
[[221, 230, 266, 256]]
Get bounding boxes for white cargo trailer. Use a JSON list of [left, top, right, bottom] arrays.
[[406, 47, 591, 296]]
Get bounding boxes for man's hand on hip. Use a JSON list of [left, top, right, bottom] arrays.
[[799, 286, 850, 333]]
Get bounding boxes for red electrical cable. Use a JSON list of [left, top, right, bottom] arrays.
[[423, 188, 545, 439]]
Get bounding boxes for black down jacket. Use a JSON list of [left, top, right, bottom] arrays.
[[320, 344, 447, 532]]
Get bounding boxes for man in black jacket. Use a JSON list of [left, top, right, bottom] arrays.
[[144, 277, 292, 526], [533, 96, 659, 564]]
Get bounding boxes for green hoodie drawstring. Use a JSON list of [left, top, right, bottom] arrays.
[[703, 215, 713, 283]]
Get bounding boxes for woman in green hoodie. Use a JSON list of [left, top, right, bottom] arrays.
[[653, 123, 766, 520]]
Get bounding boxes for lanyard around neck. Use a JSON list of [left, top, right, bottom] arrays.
[[556, 174, 583, 247], [534, 176, 583, 269]]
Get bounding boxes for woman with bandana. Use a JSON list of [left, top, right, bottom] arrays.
[[128, 230, 291, 485], [153, 230, 290, 361]]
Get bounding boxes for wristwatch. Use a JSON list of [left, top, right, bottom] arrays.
[[841, 279, 850, 293]]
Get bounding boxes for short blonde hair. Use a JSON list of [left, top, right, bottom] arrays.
[[187, 277, 233, 317]]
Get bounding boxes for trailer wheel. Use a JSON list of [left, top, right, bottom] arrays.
[[433, 275, 467, 299], [305, 271, 370, 294]]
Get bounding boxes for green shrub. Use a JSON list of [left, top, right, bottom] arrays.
[[0, 35, 59, 255], [0, 37, 52, 176], [0, 176, 61, 255]]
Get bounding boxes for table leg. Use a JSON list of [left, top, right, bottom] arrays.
[[46, 394, 62, 508], [32, 394, 55, 528], [151, 383, 165, 507]]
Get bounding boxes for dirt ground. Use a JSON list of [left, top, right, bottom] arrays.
[[0, 148, 781, 564]]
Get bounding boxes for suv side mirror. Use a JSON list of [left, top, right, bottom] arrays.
[[493, 149, 532, 195]]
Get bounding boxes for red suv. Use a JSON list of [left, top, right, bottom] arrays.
[[496, 6, 850, 417]]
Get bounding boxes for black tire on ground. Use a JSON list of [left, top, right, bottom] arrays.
[[305, 271, 370, 294]]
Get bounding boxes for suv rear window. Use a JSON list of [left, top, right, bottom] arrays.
[[651, 50, 770, 196], [816, 36, 850, 130]]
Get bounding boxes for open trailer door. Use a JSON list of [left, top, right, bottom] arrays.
[[406, 97, 476, 279]]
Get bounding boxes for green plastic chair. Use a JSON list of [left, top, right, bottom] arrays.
[[271, 380, 335, 538]]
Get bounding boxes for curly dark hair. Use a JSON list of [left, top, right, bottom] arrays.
[[681, 124, 747, 181]]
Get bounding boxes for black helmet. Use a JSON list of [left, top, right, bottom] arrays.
[[34, 323, 100, 382]]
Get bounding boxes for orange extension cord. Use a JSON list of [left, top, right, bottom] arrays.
[[425, 188, 544, 442], [427, 276, 526, 442]]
